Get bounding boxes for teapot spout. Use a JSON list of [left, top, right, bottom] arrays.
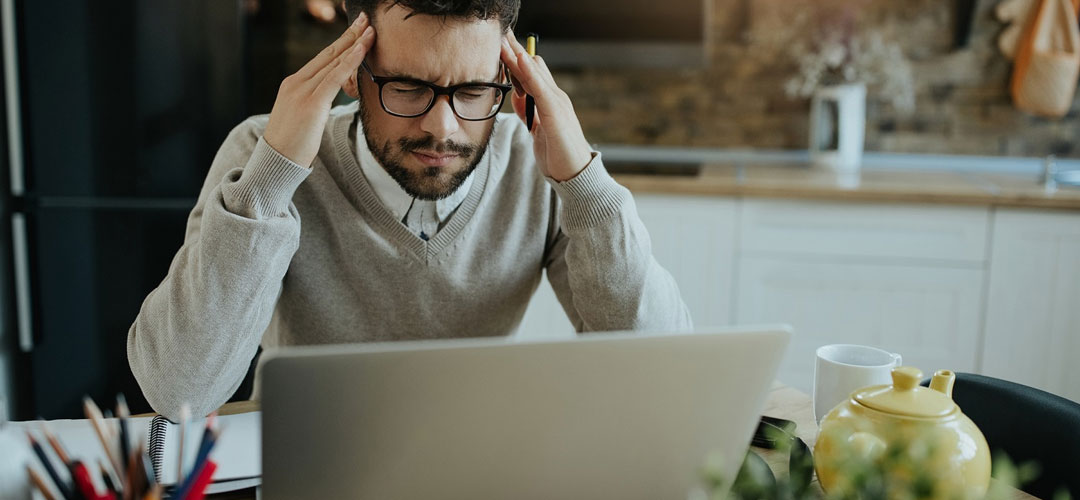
[[929, 370, 955, 399]]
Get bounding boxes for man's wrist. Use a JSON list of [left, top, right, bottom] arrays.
[[548, 148, 596, 182], [546, 152, 631, 230]]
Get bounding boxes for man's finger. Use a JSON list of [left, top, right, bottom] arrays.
[[507, 32, 560, 98], [503, 35, 549, 99], [315, 25, 375, 98], [510, 86, 527, 121], [515, 51, 556, 105], [311, 24, 374, 90], [532, 55, 557, 88], [500, 35, 525, 93], [296, 12, 369, 80]]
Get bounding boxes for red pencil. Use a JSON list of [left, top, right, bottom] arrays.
[[70, 461, 110, 500], [183, 460, 217, 500]]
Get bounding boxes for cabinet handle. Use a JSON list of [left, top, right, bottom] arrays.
[[12, 214, 32, 352], [1, 0, 25, 196]]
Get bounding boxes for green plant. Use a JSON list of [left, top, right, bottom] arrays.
[[699, 426, 1058, 500]]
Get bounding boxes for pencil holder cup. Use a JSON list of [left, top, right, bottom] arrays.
[[0, 426, 33, 500]]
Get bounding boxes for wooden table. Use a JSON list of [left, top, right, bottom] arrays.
[[755, 383, 1037, 500], [205, 386, 1036, 499]]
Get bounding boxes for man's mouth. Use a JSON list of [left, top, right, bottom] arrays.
[[411, 150, 460, 167]]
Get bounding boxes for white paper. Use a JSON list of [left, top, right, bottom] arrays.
[[155, 411, 262, 486]]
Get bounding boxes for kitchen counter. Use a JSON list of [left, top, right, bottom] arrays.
[[610, 163, 1080, 210]]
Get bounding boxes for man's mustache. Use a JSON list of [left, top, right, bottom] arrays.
[[398, 135, 476, 156]]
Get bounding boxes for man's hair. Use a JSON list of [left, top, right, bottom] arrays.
[[344, 0, 520, 31]]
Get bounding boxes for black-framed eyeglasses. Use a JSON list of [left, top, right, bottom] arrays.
[[360, 60, 513, 121]]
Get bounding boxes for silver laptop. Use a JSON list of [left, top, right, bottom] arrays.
[[260, 325, 791, 500]]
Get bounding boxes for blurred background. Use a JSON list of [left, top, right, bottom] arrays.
[[0, 0, 1077, 420]]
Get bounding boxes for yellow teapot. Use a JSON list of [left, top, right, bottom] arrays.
[[814, 366, 991, 499]]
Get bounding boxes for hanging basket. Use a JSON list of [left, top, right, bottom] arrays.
[[1010, 0, 1080, 117]]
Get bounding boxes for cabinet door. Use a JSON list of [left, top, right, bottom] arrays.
[[741, 199, 989, 263], [516, 274, 576, 340], [515, 194, 737, 339], [982, 209, 1080, 402], [634, 195, 737, 328], [737, 257, 985, 394]]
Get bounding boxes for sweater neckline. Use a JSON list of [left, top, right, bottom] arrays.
[[331, 104, 491, 261]]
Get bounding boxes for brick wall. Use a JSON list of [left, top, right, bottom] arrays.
[[275, 0, 1080, 157]]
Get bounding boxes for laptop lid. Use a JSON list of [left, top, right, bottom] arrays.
[[261, 325, 791, 500]]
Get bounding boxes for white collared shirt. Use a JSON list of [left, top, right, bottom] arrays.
[[355, 125, 474, 240]]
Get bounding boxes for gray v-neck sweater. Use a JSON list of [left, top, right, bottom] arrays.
[[127, 101, 693, 420]]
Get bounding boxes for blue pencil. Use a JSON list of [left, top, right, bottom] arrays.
[[173, 425, 219, 499]]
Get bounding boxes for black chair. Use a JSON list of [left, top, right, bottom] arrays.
[[920, 372, 1080, 499], [226, 346, 262, 403]]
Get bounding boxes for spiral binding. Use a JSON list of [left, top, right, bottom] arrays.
[[148, 415, 169, 484]]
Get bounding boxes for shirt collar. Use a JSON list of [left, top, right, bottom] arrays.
[[355, 119, 474, 223]]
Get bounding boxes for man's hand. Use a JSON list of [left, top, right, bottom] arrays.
[[263, 13, 375, 168], [500, 30, 594, 182]]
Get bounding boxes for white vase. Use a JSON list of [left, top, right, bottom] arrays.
[[808, 82, 866, 172]]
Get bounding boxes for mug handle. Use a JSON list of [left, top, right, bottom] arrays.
[[891, 353, 902, 366]]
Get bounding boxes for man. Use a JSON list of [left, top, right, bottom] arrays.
[[128, 0, 692, 421]]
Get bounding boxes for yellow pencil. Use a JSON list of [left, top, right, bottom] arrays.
[[26, 465, 59, 500], [525, 33, 538, 130], [39, 423, 71, 465], [84, 396, 125, 482]]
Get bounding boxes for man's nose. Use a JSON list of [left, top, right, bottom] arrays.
[[419, 95, 460, 140]]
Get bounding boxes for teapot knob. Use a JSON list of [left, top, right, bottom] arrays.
[[891, 366, 923, 391]]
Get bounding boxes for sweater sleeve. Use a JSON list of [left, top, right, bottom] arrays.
[[543, 152, 694, 333], [127, 119, 310, 420]]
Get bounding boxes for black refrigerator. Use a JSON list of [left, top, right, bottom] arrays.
[[3, 0, 252, 419]]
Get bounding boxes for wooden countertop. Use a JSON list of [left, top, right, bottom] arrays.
[[611, 163, 1080, 210]]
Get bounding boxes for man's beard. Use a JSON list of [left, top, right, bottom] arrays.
[[358, 96, 493, 201]]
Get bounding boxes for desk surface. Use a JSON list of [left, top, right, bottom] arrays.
[[207, 386, 1035, 499]]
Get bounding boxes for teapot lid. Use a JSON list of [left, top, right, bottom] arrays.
[[854, 366, 956, 418]]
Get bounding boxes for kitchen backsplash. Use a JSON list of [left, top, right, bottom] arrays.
[[271, 0, 1080, 158]]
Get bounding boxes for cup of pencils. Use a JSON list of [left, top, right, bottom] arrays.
[[21, 394, 221, 500]]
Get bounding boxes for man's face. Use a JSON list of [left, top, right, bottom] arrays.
[[346, 4, 505, 200]]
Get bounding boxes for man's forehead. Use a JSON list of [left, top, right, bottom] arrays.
[[368, 4, 503, 84]]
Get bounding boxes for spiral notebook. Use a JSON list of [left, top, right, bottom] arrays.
[[147, 411, 262, 492]]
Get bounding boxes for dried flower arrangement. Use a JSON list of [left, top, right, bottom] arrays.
[[761, 0, 917, 114]]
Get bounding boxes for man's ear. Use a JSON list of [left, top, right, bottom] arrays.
[[343, 72, 360, 99]]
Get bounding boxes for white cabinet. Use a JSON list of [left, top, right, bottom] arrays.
[[981, 209, 1080, 402], [740, 200, 989, 262], [515, 194, 737, 338], [517, 194, 1080, 403], [515, 273, 576, 340], [633, 195, 737, 328], [737, 257, 985, 394], [736, 200, 989, 394]]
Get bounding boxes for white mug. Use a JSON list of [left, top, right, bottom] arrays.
[[813, 344, 902, 424]]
